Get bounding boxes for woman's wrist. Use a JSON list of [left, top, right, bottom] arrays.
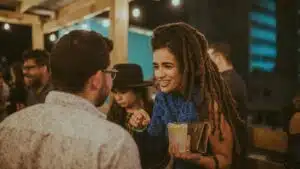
[[131, 125, 148, 132]]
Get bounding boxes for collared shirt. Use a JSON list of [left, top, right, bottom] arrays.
[[0, 91, 141, 169]]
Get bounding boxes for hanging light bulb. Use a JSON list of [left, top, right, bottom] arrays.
[[132, 7, 141, 18], [49, 33, 57, 42], [102, 19, 110, 27], [3, 23, 10, 31], [81, 23, 90, 30], [171, 0, 181, 7]]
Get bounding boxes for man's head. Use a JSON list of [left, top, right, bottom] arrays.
[[22, 49, 50, 87], [208, 43, 232, 72], [50, 30, 114, 107]]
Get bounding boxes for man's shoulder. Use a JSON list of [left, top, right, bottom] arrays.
[[222, 70, 245, 86], [1, 104, 131, 143]]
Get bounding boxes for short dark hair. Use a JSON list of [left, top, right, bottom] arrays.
[[210, 43, 231, 64], [50, 30, 113, 93], [22, 49, 50, 70]]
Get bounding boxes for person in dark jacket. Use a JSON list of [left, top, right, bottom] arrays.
[[209, 43, 248, 169], [208, 43, 247, 121], [107, 63, 167, 169], [22, 49, 53, 106], [7, 62, 27, 115], [286, 91, 300, 169]]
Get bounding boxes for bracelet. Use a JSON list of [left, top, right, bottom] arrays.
[[131, 125, 148, 132], [213, 155, 219, 169], [126, 113, 148, 132]]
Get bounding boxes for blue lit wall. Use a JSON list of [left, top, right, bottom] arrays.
[[58, 18, 153, 80], [250, 0, 276, 72]]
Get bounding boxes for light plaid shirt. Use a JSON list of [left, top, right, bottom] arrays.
[[0, 91, 141, 169]]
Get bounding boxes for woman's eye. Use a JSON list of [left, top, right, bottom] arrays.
[[164, 65, 173, 69]]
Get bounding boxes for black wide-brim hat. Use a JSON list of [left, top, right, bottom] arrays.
[[112, 63, 153, 89]]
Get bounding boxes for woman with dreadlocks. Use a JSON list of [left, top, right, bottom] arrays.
[[130, 22, 244, 169]]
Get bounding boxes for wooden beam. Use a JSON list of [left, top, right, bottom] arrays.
[[0, 10, 40, 25], [109, 0, 129, 64], [43, 0, 110, 33], [32, 23, 44, 49], [43, 0, 133, 33], [18, 0, 43, 13], [30, 9, 56, 19]]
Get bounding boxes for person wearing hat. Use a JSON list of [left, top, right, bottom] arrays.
[[107, 63, 168, 169], [107, 63, 152, 130]]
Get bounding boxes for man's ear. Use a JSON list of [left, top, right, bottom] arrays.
[[89, 71, 103, 90], [215, 53, 223, 63], [40, 65, 48, 73]]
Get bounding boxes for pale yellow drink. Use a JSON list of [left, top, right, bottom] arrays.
[[167, 123, 188, 153]]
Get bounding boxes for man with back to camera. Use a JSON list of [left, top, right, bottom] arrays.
[[0, 30, 141, 169]]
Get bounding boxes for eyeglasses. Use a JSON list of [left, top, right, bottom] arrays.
[[102, 68, 118, 80], [22, 65, 38, 71]]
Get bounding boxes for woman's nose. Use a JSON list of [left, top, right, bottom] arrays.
[[114, 93, 122, 101], [155, 68, 165, 79]]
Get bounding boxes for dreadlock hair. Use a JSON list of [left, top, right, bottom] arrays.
[[151, 22, 244, 154]]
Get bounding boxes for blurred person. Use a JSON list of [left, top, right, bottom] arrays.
[[0, 30, 141, 169], [208, 43, 248, 169], [208, 43, 247, 121], [22, 49, 53, 106], [286, 89, 300, 169], [0, 69, 8, 121], [7, 62, 27, 114]]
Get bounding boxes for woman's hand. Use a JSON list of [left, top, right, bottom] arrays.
[[169, 135, 203, 162], [170, 146, 203, 161], [168, 113, 234, 169], [127, 108, 150, 129]]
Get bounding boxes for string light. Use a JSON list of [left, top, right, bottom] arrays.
[[49, 33, 57, 42], [102, 19, 110, 27], [132, 7, 141, 18], [3, 23, 10, 31], [171, 0, 181, 7], [81, 23, 90, 30]]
